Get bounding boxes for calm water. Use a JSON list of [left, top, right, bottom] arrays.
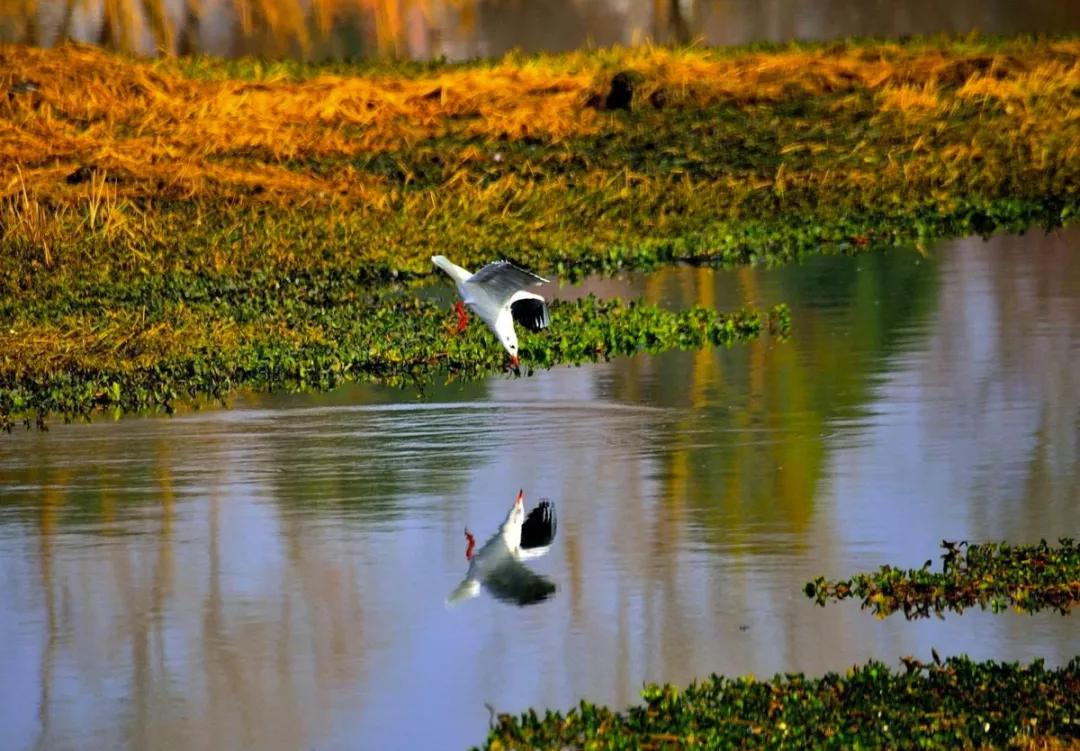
[[1, 229, 1078, 749], [7, 0, 1080, 59]]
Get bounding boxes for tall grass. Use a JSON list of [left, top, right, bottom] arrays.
[[1, 167, 57, 269]]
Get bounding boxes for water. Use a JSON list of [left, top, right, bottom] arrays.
[[1, 229, 1079, 750], [8, 0, 1080, 60]]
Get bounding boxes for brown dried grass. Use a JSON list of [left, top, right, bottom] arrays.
[[3, 39, 1078, 209]]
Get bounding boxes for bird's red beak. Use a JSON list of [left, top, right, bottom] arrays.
[[510, 355, 519, 368], [515, 489, 524, 507]]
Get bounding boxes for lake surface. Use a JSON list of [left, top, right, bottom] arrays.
[[1, 228, 1078, 749]]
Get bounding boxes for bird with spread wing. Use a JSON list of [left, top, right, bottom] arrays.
[[432, 256, 550, 371]]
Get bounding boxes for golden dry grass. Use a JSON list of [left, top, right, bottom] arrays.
[[3, 39, 1078, 207]]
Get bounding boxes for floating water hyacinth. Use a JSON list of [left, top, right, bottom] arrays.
[[480, 656, 1080, 750], [0, 295, 789, 428], [805, 539, 1080, 618]]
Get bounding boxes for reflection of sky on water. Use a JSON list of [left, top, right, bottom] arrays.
[[0, 230, 1078, 750], [830, 232, 1079, 568]]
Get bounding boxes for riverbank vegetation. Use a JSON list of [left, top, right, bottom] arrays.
[[480, 656, 1080, 750], [0, 293, 787, 429], [2, 36, 1079, 423], [806, 538, 1080, 618]]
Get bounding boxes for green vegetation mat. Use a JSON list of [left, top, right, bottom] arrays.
[[806, 538, 1080, 618], [2, 36, 1079, 423], [480, 656, 1080, 750], [0, 295, 787, 429]]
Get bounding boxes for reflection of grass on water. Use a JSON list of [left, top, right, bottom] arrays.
[[637, 249, 937, 545], [1, 37, 1079, 425], [3, 0, 464, 57]]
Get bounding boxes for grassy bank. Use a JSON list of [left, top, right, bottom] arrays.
[[2, 37, 1079, 423]]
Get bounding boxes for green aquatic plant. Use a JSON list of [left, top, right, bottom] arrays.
[[480, 656, 1080, 750], [0, 295, 788, 428], [805, 538, 1080, 618]]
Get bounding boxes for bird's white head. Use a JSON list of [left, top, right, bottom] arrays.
[[500, 489, 526, 549], [501, 329, 520, 369]]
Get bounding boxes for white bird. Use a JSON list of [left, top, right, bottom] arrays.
[[431, 255, 550, 370], [447, 490, 558, 607]]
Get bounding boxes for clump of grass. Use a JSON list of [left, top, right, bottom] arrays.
[[1, 167, 59, 270], [805, 539, 1080, 618], [481, 656, 1080, 750]]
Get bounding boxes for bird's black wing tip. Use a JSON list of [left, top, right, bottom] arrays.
[[511, 298, 549, 333], [521, 499, 556, 549]]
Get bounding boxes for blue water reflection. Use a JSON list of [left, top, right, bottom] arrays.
[[0, 229, 1078, 750]]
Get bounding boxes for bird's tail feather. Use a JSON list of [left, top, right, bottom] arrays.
[[432, 255, 472, 284], [446, 578, 481, 606]]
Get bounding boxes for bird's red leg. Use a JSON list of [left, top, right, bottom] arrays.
[[454, 300, 468, 334], [464, 528, 476, 560]]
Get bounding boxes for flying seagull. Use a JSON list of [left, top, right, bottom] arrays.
[[431, 255, 550, 369], [447, 490, 558, 607]]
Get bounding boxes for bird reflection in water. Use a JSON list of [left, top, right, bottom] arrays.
[[447, 490, 557, 607]]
